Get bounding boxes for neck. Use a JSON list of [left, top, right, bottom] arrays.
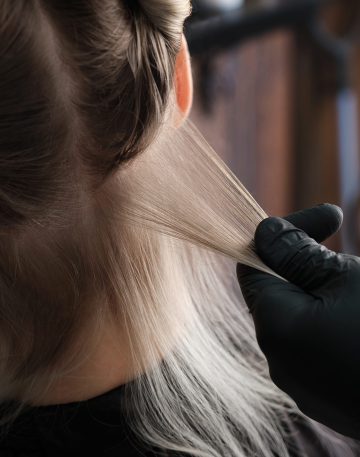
[[30, 323, 137, 406]]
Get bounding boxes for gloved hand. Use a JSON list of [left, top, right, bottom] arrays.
[[237, 204, 360, 440]]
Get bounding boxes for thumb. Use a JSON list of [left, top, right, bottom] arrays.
[[255, 217, 340, 291]]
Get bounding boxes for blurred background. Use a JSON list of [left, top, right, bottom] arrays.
[[185, 0, 360, 253]]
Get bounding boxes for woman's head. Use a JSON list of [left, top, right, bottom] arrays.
[[0, 0, 191, 227], [0, 0, 191, 402]]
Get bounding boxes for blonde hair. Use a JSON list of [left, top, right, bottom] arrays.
[[0, 1, 356, 455]]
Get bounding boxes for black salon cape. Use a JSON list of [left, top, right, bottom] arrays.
[[0, 381, 356, 457]]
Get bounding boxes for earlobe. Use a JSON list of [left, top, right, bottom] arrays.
[[174, 35, 193, 125]]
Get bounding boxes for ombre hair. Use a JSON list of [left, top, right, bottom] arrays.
[[0, 1, 357, 456]]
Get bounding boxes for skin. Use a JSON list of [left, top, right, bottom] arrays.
[[32, 34, 194, 406], [174, 35, 193, 123]]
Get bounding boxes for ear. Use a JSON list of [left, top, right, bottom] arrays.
[[174, 34, 193, 126]]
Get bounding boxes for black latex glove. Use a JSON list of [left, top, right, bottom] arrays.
[[237, 204, 360, 440]]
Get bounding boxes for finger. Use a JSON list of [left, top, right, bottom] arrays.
[[236, 264, 268, 313], [237, 263, 314, 349], [283, 204, 343, 243], [237, 264, 308, 318], [254, 217, 341, 291]]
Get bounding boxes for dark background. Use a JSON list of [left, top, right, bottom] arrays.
[[187, 0, 360, 252]]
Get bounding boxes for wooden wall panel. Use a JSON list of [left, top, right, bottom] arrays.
[[190, 31, 295, 217]]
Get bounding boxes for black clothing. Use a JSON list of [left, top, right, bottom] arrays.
[[0, 381, 356, 456], [0, 383, 158, 457]]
